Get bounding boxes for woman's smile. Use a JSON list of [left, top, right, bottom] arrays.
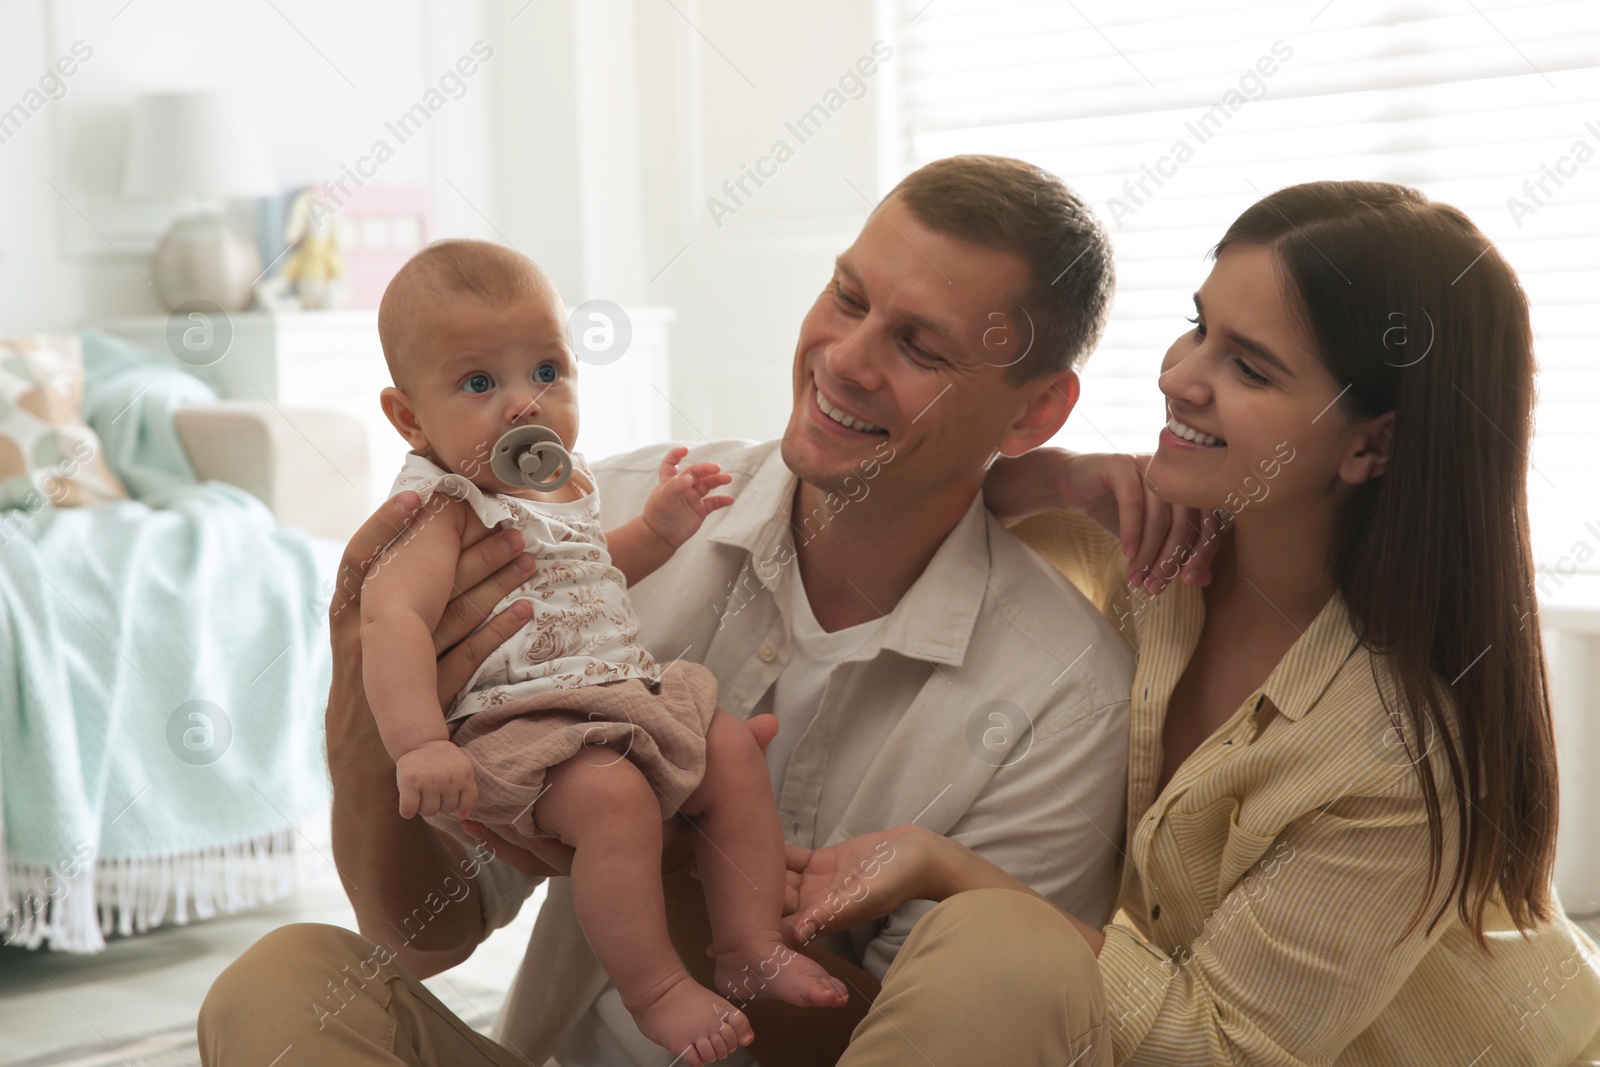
[[1160, 412, 1227, 450]]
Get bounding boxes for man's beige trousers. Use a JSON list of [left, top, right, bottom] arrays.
[[198, 887, 1109, 1067]]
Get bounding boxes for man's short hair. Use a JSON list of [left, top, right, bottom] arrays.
[[376, 238, 552, 383], [886, 155, 1115, 381]]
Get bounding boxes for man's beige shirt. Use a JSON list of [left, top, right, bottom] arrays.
[[472, 439, 1135, 1064]]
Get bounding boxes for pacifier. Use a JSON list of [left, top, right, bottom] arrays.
[[490, 424, 574, 492]]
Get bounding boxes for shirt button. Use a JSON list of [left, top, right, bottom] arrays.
[[758, 643, 777, 662], [1151, 904, 1162, 920]]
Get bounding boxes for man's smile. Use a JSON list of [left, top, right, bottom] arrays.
[[811, 382, 889, 436]]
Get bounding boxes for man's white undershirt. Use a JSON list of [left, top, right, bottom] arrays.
[[750, 553, 883, 794]]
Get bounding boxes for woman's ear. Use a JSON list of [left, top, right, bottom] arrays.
[[1339, 409, 1395, 485], [380, 387, 430, 453]]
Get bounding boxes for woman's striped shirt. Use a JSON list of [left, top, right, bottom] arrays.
[[1008, 509, 1600, 1067]]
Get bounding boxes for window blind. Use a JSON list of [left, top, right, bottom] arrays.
[[892, 0, 1600, 569]]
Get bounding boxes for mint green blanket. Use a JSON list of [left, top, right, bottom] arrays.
[[0, 330, 333, 951]]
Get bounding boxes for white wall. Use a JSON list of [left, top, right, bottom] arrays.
[[2, 0, 887, 448], [634, 0, 892, 443], [486, 0, 892, 445], [0, 0, 501, 332]]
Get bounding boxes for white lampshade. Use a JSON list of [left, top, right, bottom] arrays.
[[123, 91, 276, 199]]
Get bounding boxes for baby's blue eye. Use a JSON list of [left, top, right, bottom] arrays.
[[464, 373, 493, 394], [535, 362, 558, 384]]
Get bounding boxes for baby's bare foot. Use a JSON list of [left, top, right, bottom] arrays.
[[627, 971, 753, 1066], [714, 936, 850, 1008]]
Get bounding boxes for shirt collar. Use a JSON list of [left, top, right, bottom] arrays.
[[1252, 589, 1364, 722], [708, 443, 990, 669], [848, 492, 989, 668], [705, 441, 800, 560]]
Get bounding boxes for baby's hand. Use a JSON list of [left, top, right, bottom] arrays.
[[395, 740, 478, 819], [642, 446, 735, 549]]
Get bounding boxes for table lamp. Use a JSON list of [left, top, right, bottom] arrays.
[[123, 91, 276, 312]]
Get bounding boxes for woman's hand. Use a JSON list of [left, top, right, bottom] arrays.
[[986, 448, 1225, 593], [779, 825, 945, 947], [781, 825, 1108, 958], [1059, 451, 1224, 594]]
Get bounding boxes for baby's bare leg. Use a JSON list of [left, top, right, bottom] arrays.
[[535, 746, 752, 1066], [680, 710, 849, 1009]]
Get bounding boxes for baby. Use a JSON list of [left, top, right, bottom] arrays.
[[359, 239, 848, 1065]]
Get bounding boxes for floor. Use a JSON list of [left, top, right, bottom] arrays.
[[0, 866, 545, 1066], [2, 870, 1596, 1066]]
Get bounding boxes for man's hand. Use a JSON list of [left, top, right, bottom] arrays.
[[641, 446, 735, 550], [459, 819, 582, 879], [326, 491, 554, 977], [330, 491, 541, 723]]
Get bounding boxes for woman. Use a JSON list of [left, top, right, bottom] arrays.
[[779, 181, 1600, 1066]]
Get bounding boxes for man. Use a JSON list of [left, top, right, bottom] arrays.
[[199, 154, 1134, 1067]]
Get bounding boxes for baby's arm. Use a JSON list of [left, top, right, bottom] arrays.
[[359, 497, 479, 817], [607, 446, 734, 586]]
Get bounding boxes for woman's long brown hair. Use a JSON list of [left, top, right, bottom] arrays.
[[1216, 181, 1559, 945]]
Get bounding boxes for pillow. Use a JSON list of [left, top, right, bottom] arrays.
[[0, 335, 128, 510], [79, 328, 219, 500]]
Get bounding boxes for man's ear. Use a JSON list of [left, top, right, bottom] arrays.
[[380, 386, 430, 452], [997, 368, 1079, 459], [1338, 409, 1395, 485]]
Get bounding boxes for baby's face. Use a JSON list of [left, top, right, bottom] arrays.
[[391, 288, 579, 493]]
